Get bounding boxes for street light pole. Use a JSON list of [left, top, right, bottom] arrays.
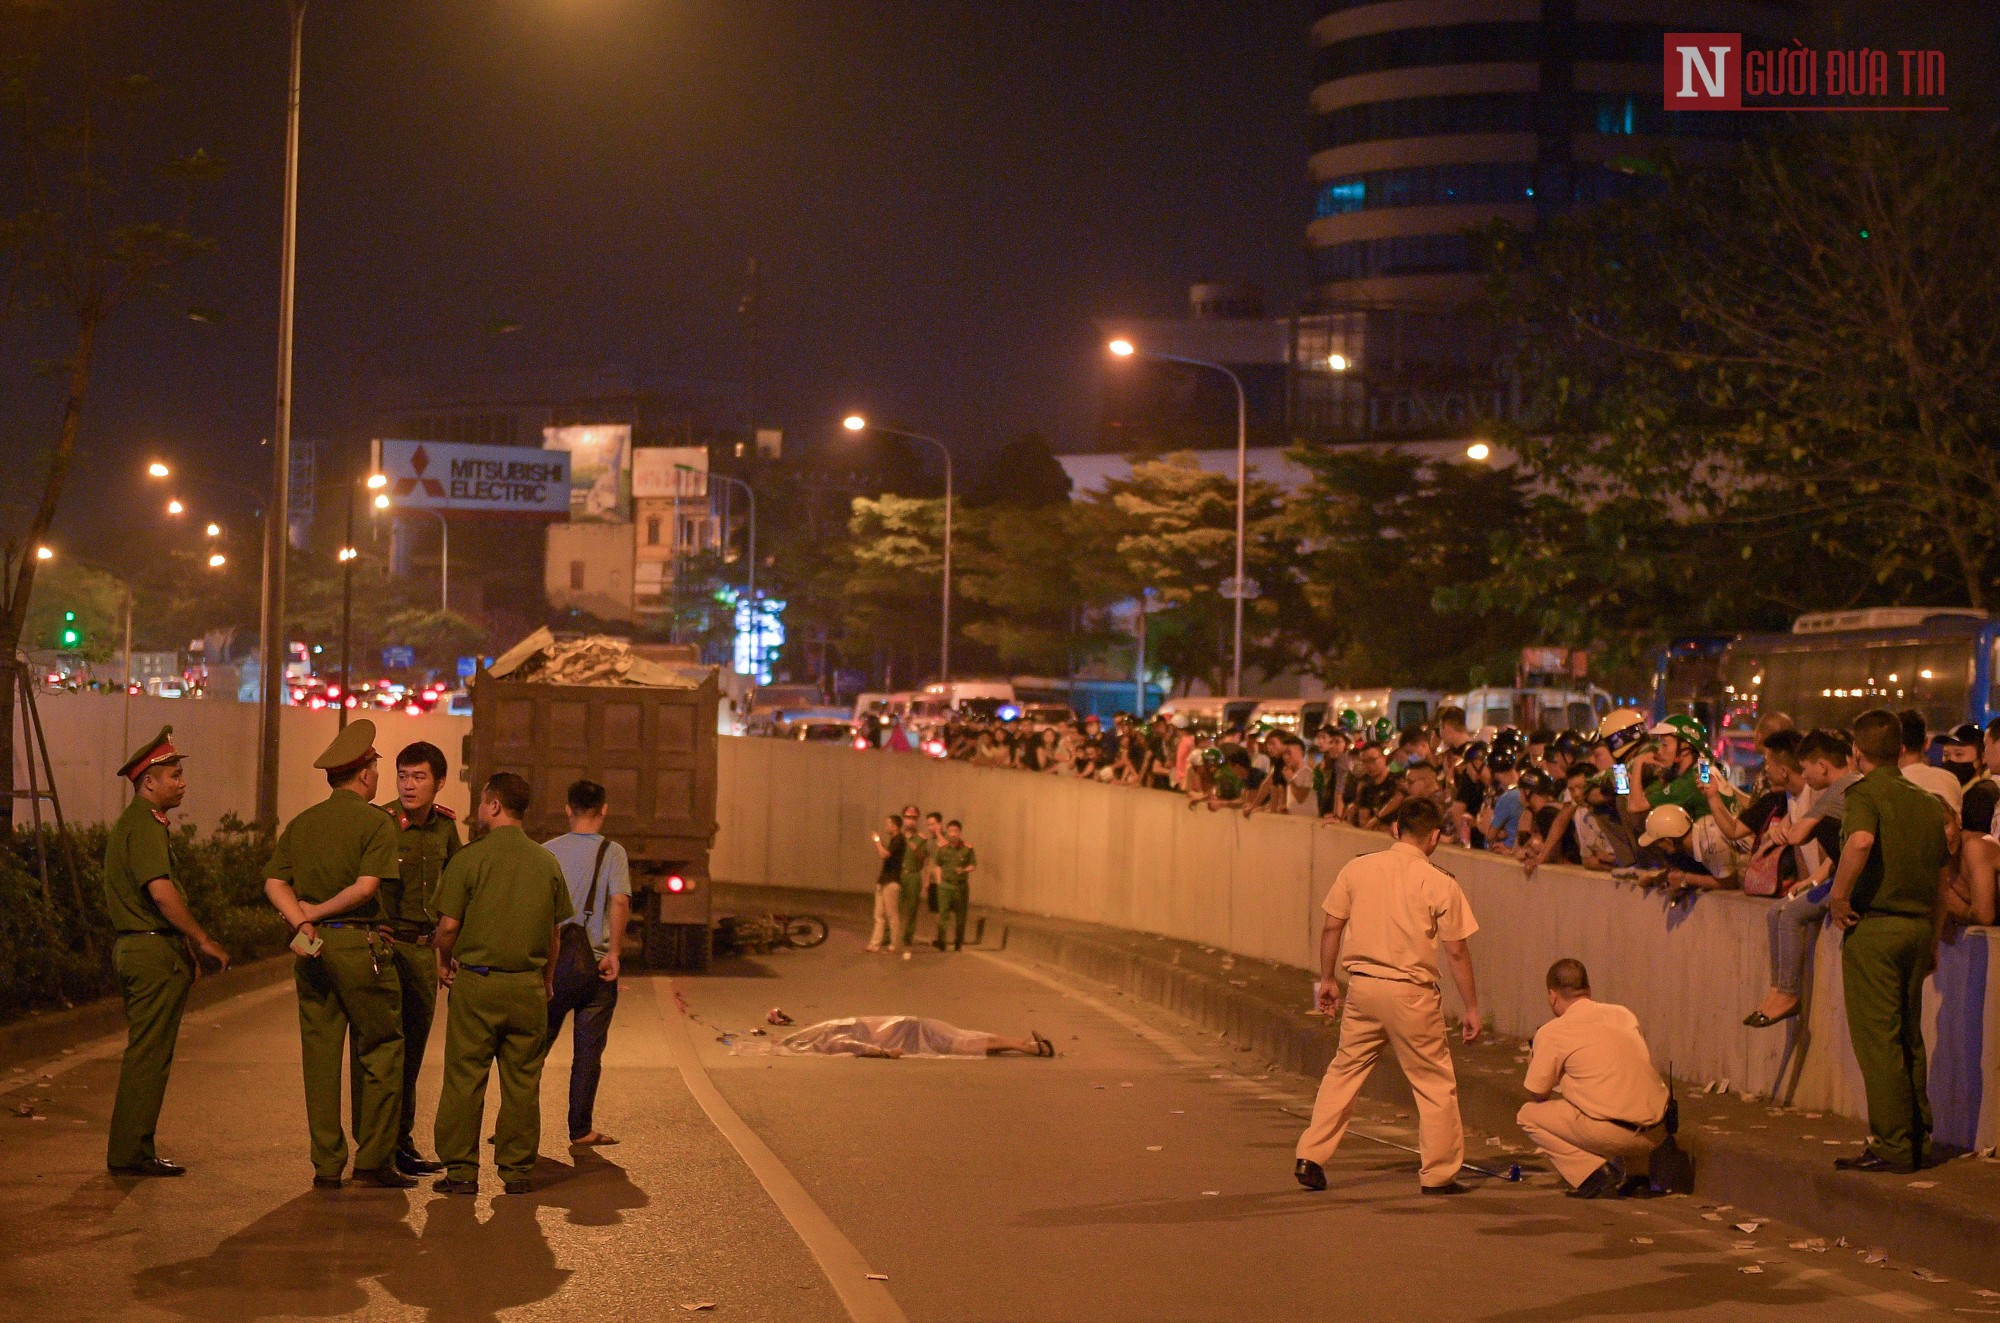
[[399, 506, 448, 611], [338, 480, 355, 731], [1108, 341, 1248, 696], [258, 0, 306, 829], [842, 418, 953, 684]]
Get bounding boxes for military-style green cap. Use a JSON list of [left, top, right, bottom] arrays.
[[116, 726, 185, 782], [314, 718, 380, 773]]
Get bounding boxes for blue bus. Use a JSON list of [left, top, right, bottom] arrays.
[[1654, 610, 2000, 758]]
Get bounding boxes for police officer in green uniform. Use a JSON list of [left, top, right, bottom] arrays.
[[1826, 709, 1949, 1173], [431, 771, 574, 1196], [897, 810, 934, 949], [104, 727, 230, 1176], [350, 740, 460, 1177], [263, 719, 412, 1190], [931, 819, 977, 951]]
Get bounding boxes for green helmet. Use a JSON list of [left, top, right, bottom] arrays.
[[1649, 714, 1708, 751], [1338, 708, 1361, 732], [1371, 716, 1395, 744]]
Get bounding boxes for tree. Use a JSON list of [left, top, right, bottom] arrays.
[[965, 433, 1073, 509], [1289, 447, 1535, 690], [1078, 454, 1299, 695], [841, 494, 946, 688], [23, 558, 125, 664], [955, 503, 1120, 675], [1478, 119, 2000, 661], [0, 4, 216, 824], [282, 551, 487, 678]]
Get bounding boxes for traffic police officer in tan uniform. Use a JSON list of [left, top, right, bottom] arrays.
[[351, 740, 460, 1177], [1296, 797, 1484, 1195], [103, 727, 229, 1176], [1517, 958, 1669, 1197], [431, 771, 574, 1196], [263, 719, 411, 1189]]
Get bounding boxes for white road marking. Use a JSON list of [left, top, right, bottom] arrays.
[[650, 978, 907, 1323]]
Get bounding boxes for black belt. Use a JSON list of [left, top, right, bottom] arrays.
[[316, 920, 377, 930], [381, 922, 434, 939], [1602, 1115, 1664, 1132], [117, 928, 180, 939]]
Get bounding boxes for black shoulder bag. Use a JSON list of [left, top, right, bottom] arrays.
[[552, 839, 612, 1004]]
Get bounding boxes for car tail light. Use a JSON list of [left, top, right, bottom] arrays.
[[405, 703, 421, 716], [853, 736, 868, 750]]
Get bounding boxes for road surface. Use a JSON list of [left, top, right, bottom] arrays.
[[0, 915, 1984, 1321]]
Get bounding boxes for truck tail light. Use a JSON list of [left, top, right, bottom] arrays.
[[666, 875, 688, 893]]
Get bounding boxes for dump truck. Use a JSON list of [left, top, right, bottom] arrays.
[[465, 631, 720, 971]]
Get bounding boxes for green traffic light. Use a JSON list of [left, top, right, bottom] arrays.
[[63, 611, 75, 622]]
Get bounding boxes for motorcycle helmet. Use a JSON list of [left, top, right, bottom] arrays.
[[1599, 708, 1648, 760], [1518, 767, 1557, 798]]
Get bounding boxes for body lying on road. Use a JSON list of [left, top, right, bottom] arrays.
[[779, 1015, 1053, 1059]]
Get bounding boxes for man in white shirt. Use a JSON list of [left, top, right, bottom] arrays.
[[1295, 798, 1483, 1195], [1517, 958, 1669, 1198], [542, 779, 632, 1148], [1898, 709, 1964, 815]]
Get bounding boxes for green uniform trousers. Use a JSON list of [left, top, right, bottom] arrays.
[[935, 882, 969, 949], [1841, 915, 1935, 1167], [349, 935, 437, 1159], [107, 934, 193, 1169], [434, 969, 549, 1184], [295, 928, 405, 1178], [898, 877, 925, 947]]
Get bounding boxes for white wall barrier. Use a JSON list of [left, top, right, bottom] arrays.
[[712, 737, 1999, 1146]]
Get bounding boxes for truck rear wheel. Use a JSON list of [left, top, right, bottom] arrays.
[[644, 920, 710, 973]]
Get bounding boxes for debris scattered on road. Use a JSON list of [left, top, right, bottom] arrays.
[[1146, 1146, 1163, 1152], [1739, 1265, 1764, 1275], [10, 1104, 34, 1119], [1864, 1249, 1890, 1266], [1912, 1269, 1950, 1283], [1631, 1237, 1654, 1245], [1908, 1180, 1938, 1189], [1701, 1213, 1725, 1222], [1735, 1221, 1764, 1234], [766, 1008, 794, 1027], [680, 1304, 716, 1312], [1202, 1190, 1220, 1196], [1119, 1082, 1134, 1088], [865, 1273, 890, 1281], [1790, 1239, 1827, 1252], [1733, 1241, 1758, 1250], [1170, 1110, 1185, 1115]]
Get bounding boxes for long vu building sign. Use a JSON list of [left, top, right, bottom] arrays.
[[371, 439, 571, 516]]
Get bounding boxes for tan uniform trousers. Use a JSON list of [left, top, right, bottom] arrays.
[[1516, 1098, 1663, 1187], [870, 882, 903, 950], [1297, 974, 1464, 1188]]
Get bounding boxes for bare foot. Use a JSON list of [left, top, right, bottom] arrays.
[[571, 1131, 620, 1147]]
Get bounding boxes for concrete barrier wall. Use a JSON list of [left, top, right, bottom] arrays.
[[22, 693, 474, 830], [712, 738, 1999, 1146]]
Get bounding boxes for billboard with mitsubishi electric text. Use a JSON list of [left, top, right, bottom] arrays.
[[371, 439, 571, 517]]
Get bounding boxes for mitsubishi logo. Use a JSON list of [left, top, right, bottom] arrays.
[[394, 444, 448, 499]]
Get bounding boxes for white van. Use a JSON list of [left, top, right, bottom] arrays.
[[1156, 695, 1259, 735], [1453, 684, 1611, 736], [1326, 688, 1443, 735], [919, 679, 1016, 717], [1247, 698, 1329, 738]]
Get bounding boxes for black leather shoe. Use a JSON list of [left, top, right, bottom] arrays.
[[1834, 1150, 1916, 1174], [109, 1157, 187, 1178], [502, 1178, 533, 1195], [395, 1150, 445, 1176], [1566, 1163, 1618, 1199], [1294, 1159, 1327, 1191], [433, 1177, 479, 1196], [1420, 1181, 1471, 1196], [312, 1175, 346, 1190], [353, 1165, 417, 1189]]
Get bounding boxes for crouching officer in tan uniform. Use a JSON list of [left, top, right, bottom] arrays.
[[1295, 797, 1483, 1195], [264, 719, 411, 1189], [1516, 958, 1669, 1198], [104, 727, 230, 1176], [352, 740, 461, 1177], [431, 772, 574, 1196]]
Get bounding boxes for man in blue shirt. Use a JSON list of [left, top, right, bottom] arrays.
[[1488, 754, 1526, 852], [542, 780, 631, 1148]]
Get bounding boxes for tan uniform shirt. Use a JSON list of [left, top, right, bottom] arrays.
[[1322, 840, 1478, 988], [1524, 998, 1668, 1126]]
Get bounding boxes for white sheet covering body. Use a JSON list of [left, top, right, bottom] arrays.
[[781, 1015, 996, 1058]]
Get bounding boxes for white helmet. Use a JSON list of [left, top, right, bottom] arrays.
[[1638, 803, 1692, 847]]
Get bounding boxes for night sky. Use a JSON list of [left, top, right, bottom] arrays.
[[27, 0, 1320, 561]]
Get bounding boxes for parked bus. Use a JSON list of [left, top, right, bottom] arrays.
[[1655, 610, 2000, 769]]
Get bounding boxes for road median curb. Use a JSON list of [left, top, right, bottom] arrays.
[[0, 955, 292, 1071]]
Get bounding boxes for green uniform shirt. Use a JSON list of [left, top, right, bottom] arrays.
[[103, 795, 180, 933], [899, 833, 932, 884], [431, 824, 574, 972], [933, 843, 976, 886], [376, 803, 462, 926], [1646, 766, 1711, 820], [265, 787, 400, 921], [1842, 765, 1948, 920]]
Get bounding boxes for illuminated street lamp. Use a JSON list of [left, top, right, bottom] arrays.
[[1107, 336, 1250, 696], [166, 499, 185, 516], [35, 546, 52, 561], [147, 461, 170, 478], [842, 414, 955, 683], [1466, 442, 1492, 462], [1328, 353, 1350, 372], [205, 522, 222, 538], [207, 553, 227, 569]]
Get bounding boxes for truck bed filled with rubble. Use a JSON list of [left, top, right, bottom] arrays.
[[485, 627, 714, 688]]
